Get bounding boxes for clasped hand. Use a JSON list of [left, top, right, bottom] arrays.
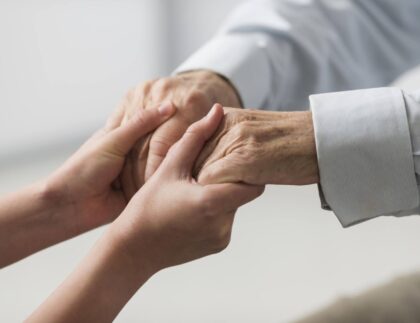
[[46, 101, 262, 272]]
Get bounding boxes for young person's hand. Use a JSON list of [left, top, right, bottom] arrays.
[[113, 104, 264, 270], [0, 103, 175, 268], [45, 102, 176, 232], [27, 104, 264, 323]]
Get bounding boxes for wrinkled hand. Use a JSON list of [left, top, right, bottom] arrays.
[[194, 108, 319, 186], [45, 104, 175, 231], [113, 105, 264, 271], [118, 70, 241, 199]]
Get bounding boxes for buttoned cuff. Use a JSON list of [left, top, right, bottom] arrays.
[[174, 34, 272, 109], [310, 88, 419, 227]]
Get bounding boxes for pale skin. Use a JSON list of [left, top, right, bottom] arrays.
[[1, 68, 317, 321], [26, 104, 263, 322], [118, 70, 242, 198], [118, 70, 319, 194], [0, 101, 262, 321], [194, 108, 319, 186], [0, 101, 176, 268]]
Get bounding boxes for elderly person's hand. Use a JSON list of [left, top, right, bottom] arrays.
[[27, 105, 264, 323], [194, 108, 319, 186], [114, 104, 264, 270], [118, 70, 241, 199]]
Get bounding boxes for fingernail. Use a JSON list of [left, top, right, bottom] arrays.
[[158, 102, 174, 116]]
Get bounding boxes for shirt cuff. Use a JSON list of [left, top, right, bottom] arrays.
[[310, 88, 419, 227], [174, 34, 272, 109]]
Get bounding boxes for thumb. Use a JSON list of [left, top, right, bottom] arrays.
[[102, 102, 175, 157], [164, 104, 224, 176]]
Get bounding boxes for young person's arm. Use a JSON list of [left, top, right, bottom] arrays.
[[0, 102, 175, 268], [26, 104, 264, 323]]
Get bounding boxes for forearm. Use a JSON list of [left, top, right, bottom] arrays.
[[0, 182, 90, 268], [26, 224, 155, 323], [177, 0, 420, 109]]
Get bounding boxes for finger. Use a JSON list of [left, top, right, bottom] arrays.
[[103, 102, 175, 157], [120, 149, 139, 200], [132, 134, 152, 188], [165, 104, 224, 174], [192, 112, 230, 177], [104, 97, 129, 132], [144, 121, 188, 181], [204, 183, 265, 211]]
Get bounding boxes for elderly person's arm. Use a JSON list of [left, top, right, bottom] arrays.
[[196, 88, 420, 227], [118, 0, 420, 206]]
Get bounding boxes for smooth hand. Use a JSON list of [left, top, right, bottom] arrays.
[[26, 105, 264, 323], [194, 108, 319, 186], [45, 103, 175, 232], [112, 104, 264, 271], [118, 70, 241, 198]]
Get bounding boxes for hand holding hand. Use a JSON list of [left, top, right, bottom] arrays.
[[45, 103, 175, 232], [117, 71, 242, 198], [112, 104, 264, 271], [26, 104, 263, 323], [194, 108, 319, 186]]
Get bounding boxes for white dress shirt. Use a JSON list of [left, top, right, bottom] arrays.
[[175, 0, 420, 226]]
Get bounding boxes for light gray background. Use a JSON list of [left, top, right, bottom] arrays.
[[1, 1, 420, 322]]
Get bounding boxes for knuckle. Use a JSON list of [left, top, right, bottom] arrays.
[[149, 136, 172, 158], [131, 110, 148, 126], [154, 78, 173, 93], [231, 123, 247, 139], [124, 87, 136, 101], [224, 107, 243, 122], [142, 80, 156, 93], [185, 90, 210, 107]]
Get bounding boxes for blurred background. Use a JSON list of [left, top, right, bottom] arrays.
[[1, 1, 420, 322]]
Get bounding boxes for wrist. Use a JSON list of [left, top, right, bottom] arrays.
[[0, 181, 82, 267], [40, 176, 96, 236], [27, 220, 158, 322], [274, 111, 319, 185], [102, 224, 158, 282], [302, 111, 319, 183], [107, 212, 162, 277]]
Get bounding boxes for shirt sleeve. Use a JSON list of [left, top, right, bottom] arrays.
[[175, 0, 420, 110], [310, 87, 420, 227]]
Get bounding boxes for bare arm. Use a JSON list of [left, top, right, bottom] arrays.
[[0, 103, 175, 268], [26, 105, 264, 323]]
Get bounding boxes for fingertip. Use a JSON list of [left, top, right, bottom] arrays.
[[158, 101, 176, 118], [207, 103, 223, 123]]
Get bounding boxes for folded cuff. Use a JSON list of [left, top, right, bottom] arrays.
[[310, 88, 419, 227]]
